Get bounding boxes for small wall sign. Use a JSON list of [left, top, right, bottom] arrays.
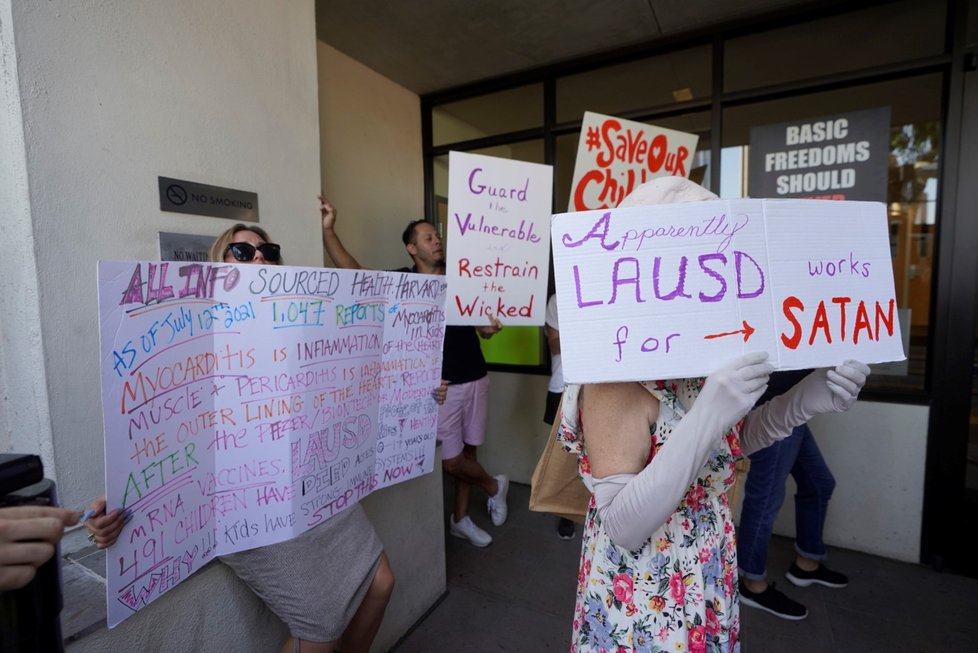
[[158, 176, 259, 221]]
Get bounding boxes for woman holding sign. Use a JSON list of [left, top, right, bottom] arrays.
[[557, 178, 869, 652], [87, 223, 396, 653]]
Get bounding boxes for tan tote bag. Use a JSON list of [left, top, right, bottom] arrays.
[[529, 398, 590, 524]]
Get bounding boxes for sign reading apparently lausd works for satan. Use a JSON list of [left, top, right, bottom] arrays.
[[748, 107, 891, 201], [97, 261, 446, 626], [446, 151, 553, 325], [569, 111, 699, 211], [552, 199, 905, 383]]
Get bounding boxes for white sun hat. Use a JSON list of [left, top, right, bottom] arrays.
[[618, 176, 718, 208]]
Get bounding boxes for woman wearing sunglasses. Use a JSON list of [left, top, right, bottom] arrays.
[[86, 223, 395, 653], [210, 224, 284, 264]]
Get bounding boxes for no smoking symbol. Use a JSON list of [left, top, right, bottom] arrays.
[[166, 184, 188, 205]]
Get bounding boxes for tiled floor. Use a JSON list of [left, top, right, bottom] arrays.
[[392, 481, 978, 652]]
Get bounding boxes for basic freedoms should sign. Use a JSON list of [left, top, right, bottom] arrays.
[[98, 261, 446, 626], [748, 107, 891, 201], [568, 111, 699, 211], [446, 151, 553, 325], [552, 199, 905, 383]]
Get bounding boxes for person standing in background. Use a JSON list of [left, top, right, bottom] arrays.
[[543, 293, 575, 540], [737, 371, 851, 621]]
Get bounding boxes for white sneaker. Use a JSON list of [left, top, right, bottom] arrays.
[[449, 515, 492, 547], [487, 474, 509, 526]]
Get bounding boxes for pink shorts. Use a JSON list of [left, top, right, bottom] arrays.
[[437, 376, 489, 460]]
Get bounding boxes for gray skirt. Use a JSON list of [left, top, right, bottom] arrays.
[[220, 504, 384, 642]]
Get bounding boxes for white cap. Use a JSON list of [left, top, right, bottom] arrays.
[[618, 176, 718, 208]]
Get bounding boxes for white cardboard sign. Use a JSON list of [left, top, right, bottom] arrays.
[[98, 261, 446, 626], [568, 111, 700, 211], [552, 199, 905, 383], [446, 151, 553, 325]]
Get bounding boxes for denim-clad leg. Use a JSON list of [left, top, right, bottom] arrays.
[[790, 424, 835, 561], [737, 425, 806, 581]]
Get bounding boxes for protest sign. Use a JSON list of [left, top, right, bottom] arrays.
[[552, 199, 904, 383], [568, 111, 699, 211], [748, 107, 891, 201], [446, 151, 553, 325], [98, 261, 446, 626]]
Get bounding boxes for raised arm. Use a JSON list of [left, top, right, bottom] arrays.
[[320, 193, 364, 270]]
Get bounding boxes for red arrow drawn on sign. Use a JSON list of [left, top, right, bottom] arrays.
[[704, 320, 755, 342]]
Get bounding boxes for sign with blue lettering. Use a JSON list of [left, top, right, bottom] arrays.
[[158, 176, 259, 221], [97, 262, 445, 626]]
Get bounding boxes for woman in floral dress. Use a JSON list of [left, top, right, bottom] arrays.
[[557, 177, 870, 653]]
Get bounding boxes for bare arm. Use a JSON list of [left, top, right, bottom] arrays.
[[319, 194, 364, 270], [545, 325, 560, 355], [581, 382, 657, 478]]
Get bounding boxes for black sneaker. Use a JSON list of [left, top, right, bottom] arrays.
[[786, 563, 848, 588], [557, 518, 575, 540], [739, 580, 808, 620]]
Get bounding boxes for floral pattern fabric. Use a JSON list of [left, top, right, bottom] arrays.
[[558, 379, 742, 653]]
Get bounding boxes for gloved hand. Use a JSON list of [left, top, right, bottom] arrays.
[[592, 352, 772, 550], [741, 360, 870, 455], [694, 351, 775, 434]]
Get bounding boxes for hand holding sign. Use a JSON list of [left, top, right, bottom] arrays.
[[552, 182, 905, 383], [697, 352, 775, 434], [789, 359, 870, 417], [476, 314, 503, 339]]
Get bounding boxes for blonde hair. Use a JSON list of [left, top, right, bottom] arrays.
[[209, 224, 281, 264]]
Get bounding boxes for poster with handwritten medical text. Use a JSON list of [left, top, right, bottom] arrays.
[[569, 111, 699, 211], [446, 151, 553, 325], [98, 262, 446, 626], [552, 199, 905, 383]]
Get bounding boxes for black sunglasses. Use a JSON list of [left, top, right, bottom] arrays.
[[226, 242, 281, 262]]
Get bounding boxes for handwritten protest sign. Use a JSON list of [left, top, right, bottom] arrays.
[[98, 261, 446, 626], [552, 199, 904, 383], [446, 151, 553, 325], [568, 111, 699, 211]]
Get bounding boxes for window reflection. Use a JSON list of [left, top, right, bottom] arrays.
[[723, 76, 942, 391], [556, 47, 711, 123], [432, 84, 543, 146], [724, 0, 944, 92]]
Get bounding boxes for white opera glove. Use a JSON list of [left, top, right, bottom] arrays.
[[741, 360, 870, 455], [592, 353, 773, 551]]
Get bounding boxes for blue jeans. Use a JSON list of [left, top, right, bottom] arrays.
[[737, 423, 836, 581]]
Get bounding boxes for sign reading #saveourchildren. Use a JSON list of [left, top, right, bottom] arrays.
[[552, 199, 905, 383], [569, 111, 699, 211]]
